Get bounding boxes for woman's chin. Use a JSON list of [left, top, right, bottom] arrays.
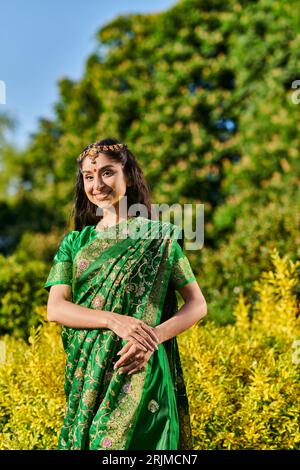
[[96, 201, 112, 209]]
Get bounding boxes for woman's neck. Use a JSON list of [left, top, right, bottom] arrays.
[[96, 210, 130, 229]]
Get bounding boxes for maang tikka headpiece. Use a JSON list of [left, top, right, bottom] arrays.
[[77, 142, 128, 164]]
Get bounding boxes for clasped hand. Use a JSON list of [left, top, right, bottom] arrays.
[[113, 340, 156, 375]]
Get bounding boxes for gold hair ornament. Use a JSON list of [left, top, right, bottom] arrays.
[[77, 143, 128, 163]]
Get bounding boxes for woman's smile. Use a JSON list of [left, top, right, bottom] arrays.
[[94, 192, 112, 200]]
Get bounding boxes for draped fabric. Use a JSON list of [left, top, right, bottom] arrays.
[[44, 216, 196, 450]]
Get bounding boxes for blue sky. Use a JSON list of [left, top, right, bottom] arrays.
[[0, 0, 176, 150]]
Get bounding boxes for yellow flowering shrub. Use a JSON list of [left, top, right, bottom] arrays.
[[0, 249, 299, 449], [0, 306, 65, 450], [179, 248, 300, 449]]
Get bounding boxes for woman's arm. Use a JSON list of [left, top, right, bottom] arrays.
[[46, 284, 159, 350], [154, 281, 207, 344], [47, 284, 113, 329]]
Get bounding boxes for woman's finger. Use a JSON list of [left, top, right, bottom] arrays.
[[137, 324, 159, 349], [133, 327, 157, 351], [128, 333, 154, 351], [114, 350, 134, 369], [128, 360, 146, 375], [118, 340, 147, 359], [117, 341, 132, 356], [141, 324, 160, 344], [122, 350, 153, 375], [121, 360, 143, 375], [127, 365, 143, 375]]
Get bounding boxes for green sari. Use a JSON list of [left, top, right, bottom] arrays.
[[44, 216, 196, 450]]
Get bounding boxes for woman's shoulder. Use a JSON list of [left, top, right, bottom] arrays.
[[58, 226, 94, 258], [56, 230, 80, 252], [61, 229, 80, 242], [70, 225, 94, 246], [67, 225, 95, 238]]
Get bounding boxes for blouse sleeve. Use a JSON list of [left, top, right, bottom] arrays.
[[43, 231, 75, 292], [170, 241, 197, 290]]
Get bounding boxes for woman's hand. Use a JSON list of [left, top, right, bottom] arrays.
[[109, 312, 159, 352], [113, 339, 155, 375]]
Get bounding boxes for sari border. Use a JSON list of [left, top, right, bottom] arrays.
[[124, 222, 182, 449]]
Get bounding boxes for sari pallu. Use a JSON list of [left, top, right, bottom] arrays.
[[52, 217, 194, 450]]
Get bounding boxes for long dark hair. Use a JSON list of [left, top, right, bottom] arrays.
[[69, 137, 154, 231]]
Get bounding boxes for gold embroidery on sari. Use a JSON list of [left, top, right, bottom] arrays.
[[148, 399, 160, 413], [45, 260, 72, 285], [91, 293, 105, 309], [74, 258, 90, 278], [171, 256, 196, 289], [89, 369, 147, 449]]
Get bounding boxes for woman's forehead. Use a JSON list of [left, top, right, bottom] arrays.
[[81, 153, 121, 172]]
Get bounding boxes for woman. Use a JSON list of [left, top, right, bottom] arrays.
[[44, 137, 207, 450]]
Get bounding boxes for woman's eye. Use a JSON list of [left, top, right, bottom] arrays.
[[85, 171, 113, 181]]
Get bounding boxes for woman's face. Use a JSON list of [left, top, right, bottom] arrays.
[[81, 153, 129, 210]]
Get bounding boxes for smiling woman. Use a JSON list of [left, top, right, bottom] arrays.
[[44, 137, 207, 450]]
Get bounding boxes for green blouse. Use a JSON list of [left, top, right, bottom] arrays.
[[44, 230, 196, 292]]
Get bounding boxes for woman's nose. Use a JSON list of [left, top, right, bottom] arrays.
[[93, 173, 105, 190]]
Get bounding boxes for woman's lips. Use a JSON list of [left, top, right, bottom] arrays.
[[94, 193, 111, 200]]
